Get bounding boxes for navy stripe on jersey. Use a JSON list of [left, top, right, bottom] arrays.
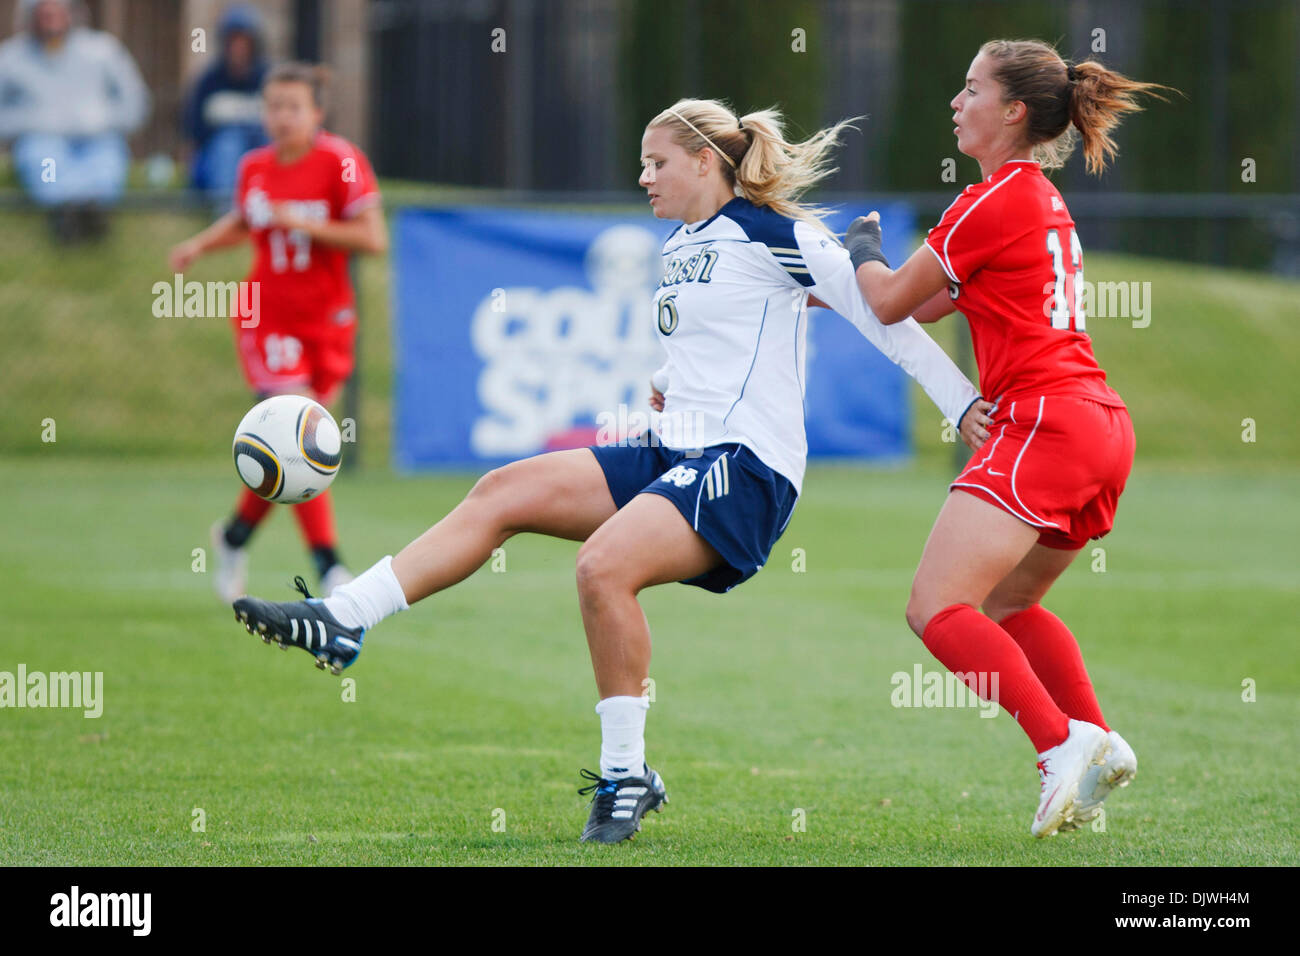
[[715, 198, 818, 287]]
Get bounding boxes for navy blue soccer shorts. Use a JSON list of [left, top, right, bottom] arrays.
[[588, 437, 798, 594]]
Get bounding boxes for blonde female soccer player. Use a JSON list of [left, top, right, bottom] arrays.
[[233, 98, 985, 844]]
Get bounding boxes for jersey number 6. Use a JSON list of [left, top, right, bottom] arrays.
[[1045, 227, 1086, 332], [658, 291, 680, 335]]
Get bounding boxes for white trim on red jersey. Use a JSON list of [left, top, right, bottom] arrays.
[[935, 166, 1024, 283]]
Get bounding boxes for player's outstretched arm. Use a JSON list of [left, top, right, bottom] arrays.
[[846, 214, 952, 325], [168, 210, 248, 272], [796, 220, 980, 438]]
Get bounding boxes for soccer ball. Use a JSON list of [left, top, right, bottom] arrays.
[[232, 395, 342, 503]]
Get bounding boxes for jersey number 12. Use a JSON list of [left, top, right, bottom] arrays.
[[1045, 228, 1085, 332]]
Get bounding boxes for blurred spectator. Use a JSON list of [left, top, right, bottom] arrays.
[[183, 4, 268, 207], [0, 0, 150, 242]]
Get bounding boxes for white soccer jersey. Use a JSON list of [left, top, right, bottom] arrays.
[[651, 196, 979, 493]]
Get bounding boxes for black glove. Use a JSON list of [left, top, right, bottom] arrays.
[[846, 216, 890, 270]]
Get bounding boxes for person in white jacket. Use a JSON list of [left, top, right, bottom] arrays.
[[0, 0, 150, 240]]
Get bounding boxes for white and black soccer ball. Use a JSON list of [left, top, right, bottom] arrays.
[[232, 395, 342, 503]]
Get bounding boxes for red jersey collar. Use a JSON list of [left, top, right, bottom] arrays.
[[273, 130, 326, 167], [986, 159, 1041, 182]]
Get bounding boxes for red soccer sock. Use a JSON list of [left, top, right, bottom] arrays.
[[222, 488, 275, 549], [998, 604, 1110, 733], [921, 603, 1070, 753], [236, 488, 274, 526], [291, 489, 336, 550]]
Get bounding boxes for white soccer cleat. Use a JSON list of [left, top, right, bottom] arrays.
[[1031, 719, 1111, 838], [210, 521, 248, 604], [1063, 730, 1137, 829], [320, 563, 354, 596]]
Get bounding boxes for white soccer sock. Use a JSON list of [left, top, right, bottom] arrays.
[[323, 555, 409, 630], [596, 695, 649, 780]]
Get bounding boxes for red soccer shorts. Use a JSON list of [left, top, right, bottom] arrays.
[[233, 303, 356, 403], [950, 395, 1135, 550]]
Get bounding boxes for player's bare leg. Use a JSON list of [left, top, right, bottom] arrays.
[[232, 448, 618, 673], [905, 490, 1110, 836], [574, 492, 722, 698], [572, 492, 722, 843], [984, 543, 1137, 828], [905, 489, 1040, 636], [980, 542, 1080, 622], [391, 448, 618, 603]]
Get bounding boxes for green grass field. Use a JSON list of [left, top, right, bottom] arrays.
[[1, 457, 1296, 865], [1, 205, 1297, 865]]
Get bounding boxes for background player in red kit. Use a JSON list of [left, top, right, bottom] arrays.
[[168, 62, 387, 603], [846, 39, 1172, 836]]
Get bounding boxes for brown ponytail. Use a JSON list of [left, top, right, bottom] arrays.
[[980, 39, 1178, 176]]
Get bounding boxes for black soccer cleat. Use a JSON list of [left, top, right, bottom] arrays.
[[232, 576, 365, 675], [578, 765, 667, 844]]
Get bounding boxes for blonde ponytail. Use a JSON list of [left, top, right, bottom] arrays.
[[648, 98, 859, 235]]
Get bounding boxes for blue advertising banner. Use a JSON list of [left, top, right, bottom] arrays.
[[392, 202, 917, 470]]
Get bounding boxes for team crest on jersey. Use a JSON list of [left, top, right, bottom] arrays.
[[1051, 196, 1064, 212], [659, 465, 698, 488], [244, 188, 273, 228], [278, 199, 329, 223], [243, 189, 329, 230]]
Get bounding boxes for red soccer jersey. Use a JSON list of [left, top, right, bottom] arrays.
[[924, 159, 1124, 409], [234, 130, 380, 319]]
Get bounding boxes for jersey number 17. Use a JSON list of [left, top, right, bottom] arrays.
[[269, 228, 311, 272]]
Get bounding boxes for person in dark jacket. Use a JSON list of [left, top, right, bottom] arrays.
[[183, 3, 268, 205]]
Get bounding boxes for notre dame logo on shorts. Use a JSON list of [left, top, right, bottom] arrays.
[[659, 465, 697, 488]]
